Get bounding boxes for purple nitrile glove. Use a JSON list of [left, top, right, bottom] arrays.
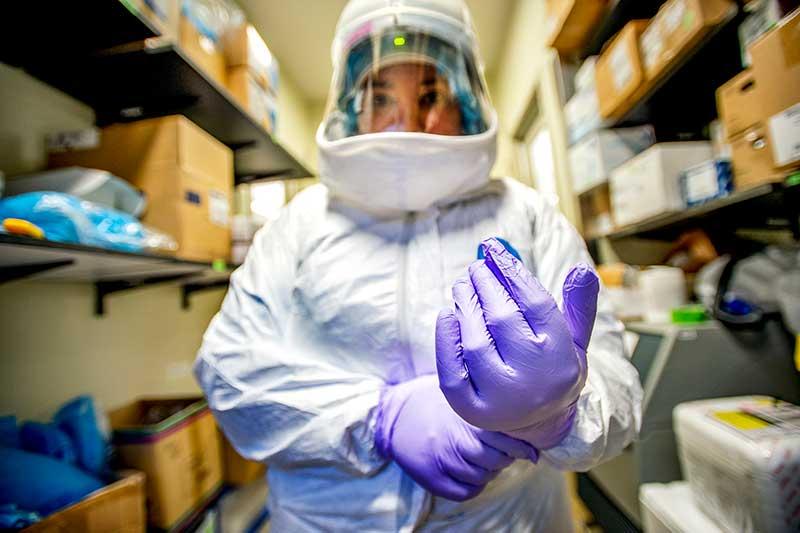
[[435, 238, 599, 450], [375, 374, 538, 502]]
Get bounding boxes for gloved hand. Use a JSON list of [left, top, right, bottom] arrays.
[[375, 374, 538, 501], [435, 238, 599, 450]]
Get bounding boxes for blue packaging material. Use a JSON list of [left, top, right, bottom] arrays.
[[0, 447, 104, 516], [20, 422, 77, 465], [680, 159, 733, 207], [54, 396, 108, 477], [0, 192, 149, 252], [476, 237, 522, 262], [0, 504, 41, 529], [0, 417, 19, 449]]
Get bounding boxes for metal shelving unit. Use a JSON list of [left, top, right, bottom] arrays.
[[0, 234, 233, 315], [1, 3, 310, 182]]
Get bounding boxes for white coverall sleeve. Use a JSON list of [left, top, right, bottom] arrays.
[[194, 205, 386, 475], [527, 196, 643, 472]]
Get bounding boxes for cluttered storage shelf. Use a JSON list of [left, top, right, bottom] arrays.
[[1, 1, 310, 183], [0, 234, 234, 315]]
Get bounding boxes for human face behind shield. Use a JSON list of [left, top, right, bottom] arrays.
[[357, 62, 463, 135]]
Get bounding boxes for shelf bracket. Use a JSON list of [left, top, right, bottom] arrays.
[[94, 274, 192, 316], [0, 259, 75, 285], [181, 279, 230, 310]]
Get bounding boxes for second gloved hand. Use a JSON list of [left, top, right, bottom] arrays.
[[436, 238, 599, 450], [375, 374, 538, 502]]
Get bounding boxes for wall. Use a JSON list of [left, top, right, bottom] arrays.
[[489, 0, 550, 179], [0, 60, 319, 420]]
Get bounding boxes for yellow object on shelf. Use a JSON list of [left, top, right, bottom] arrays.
[[3, 218, 44, 239]]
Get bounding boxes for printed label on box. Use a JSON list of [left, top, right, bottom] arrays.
[[769, 104, 800, 166], [662, 0, 686, 34], [209, 190, 230, 227], [641, 23, 664, 70], [610, 43, 633, 91], [685, 163, 719, 202]]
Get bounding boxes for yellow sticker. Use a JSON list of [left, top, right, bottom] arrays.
[[713, 411, 771, 430], [795, 334, 800, 372]]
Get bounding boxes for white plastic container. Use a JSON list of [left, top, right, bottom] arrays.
[[674, 396, 800, 533], [568, 126, 655, 194], [610, 142, 713, 227], [639, 482, 723, 533], [639, 267, 687, 323]]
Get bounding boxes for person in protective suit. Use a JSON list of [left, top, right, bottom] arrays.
[[195, 0, 643, 530]]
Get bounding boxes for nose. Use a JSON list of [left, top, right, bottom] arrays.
[[396, 101, 423, 132]]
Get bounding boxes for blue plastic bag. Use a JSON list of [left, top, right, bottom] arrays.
[[54, 396, 108, 477], [20, 422, 77, 465], [0, 192, 175, 252]]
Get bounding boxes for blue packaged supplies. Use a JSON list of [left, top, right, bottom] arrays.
[[20, 422, 77, 465], [680, 159, 733, 207], [54, 396, 109, 477]]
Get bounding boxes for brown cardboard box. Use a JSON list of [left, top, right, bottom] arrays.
[[730, 125, 786, 190], [25, 471, 146, 533], [49, 116, 233, 263], [226, 65, 277, 133], [546, 0, 608, 54], [749, 9, 800, 125], [109, 398, 223, 531], [643, 0, 735, 80], [221, 432, 267, 486], [221, 24, 278, 94], [179, 14, 227, 88], [596, 20, 650, 119], [717, 70, 764, 138]]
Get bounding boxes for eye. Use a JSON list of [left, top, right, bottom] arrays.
[[419, 90, 443, 107], [372, 93, 393, 108]]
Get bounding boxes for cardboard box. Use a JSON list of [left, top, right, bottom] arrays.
[[579, 184, 615, 238], [49, 116, 233, 263], [221, 433, 267, 486], [179, 14, 227, 88], [569, 126, 655, 194], [731, 125, 790, 190], [546, 0, 609, 54], [662, 0, 735, 59], [25, 471, 146, 533], [221, 23, 279, 95], [226, 65, 278, 133], [716, 70, 764, 138], [596, 20, 650, 119], [749, 8, 800, 124], [610, 142, 713, 226], [640, 15, 670, 79], [109, 398, 223, 531]]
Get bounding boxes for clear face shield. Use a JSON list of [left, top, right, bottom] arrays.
[[322, 24, 493, 141]]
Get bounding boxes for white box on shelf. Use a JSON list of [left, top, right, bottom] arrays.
[[610, 142, 713, 227], [639, 482, 723, 533], [674, 396, 800, 533], [575, 56, 598, 93], [564, 88, 606, 145], [569, 126, 655, 194]]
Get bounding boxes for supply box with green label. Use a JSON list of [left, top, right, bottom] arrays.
[[674, 396, 800, 533], [109, 397, 224, 531]]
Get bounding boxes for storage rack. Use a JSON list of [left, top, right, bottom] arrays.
[[574, 1, 800, 247], [1, 1, 310, 182]]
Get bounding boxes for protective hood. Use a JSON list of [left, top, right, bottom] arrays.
[[317, 111, 497, 213]]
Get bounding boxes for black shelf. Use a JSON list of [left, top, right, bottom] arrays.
[[11, 42, 310, 182], [1, 0, 161, 67], [601, 181, 800, 241], [0, 233, 212, 283]]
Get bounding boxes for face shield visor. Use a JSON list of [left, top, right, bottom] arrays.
[[322, 21, 493, 141]]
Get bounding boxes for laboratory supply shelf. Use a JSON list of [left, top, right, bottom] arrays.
[[8, 41, 311, 182], [0, 0, 161, 67], [0, 234, 233, 315], [598, 181, 800, 241]]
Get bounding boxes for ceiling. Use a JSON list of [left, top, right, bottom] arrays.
[[238, 0, 517, 102]]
